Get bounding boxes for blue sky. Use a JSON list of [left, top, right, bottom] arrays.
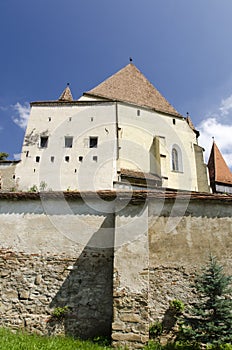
[[0, 0, 232, 167]]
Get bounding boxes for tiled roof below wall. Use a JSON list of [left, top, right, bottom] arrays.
[[0, 190, 232, 203]]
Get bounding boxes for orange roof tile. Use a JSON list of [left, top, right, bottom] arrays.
[[208, 141, 232, 185], [85, 63, 181, 117]]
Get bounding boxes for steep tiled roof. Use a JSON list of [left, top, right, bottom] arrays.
[[58, 84, 73, 101], [208, 141, 232, 185], [85, 64, 181, 117]]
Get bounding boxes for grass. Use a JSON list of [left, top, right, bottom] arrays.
[[0, 328, 113, 350]]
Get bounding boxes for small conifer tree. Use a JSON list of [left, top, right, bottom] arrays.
[[179, 255, 232, 346]]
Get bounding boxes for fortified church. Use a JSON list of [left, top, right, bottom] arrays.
[[1, 63, 232, 193], [0, 64, 232, 349]]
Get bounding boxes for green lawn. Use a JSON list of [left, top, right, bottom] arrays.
[[0, 328, 112, 350]]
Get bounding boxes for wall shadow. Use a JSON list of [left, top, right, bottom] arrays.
[[47, 214, 114, 340]]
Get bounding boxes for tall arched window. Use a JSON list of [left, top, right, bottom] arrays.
[[172, 148, 179, 171], [171, 145, 183, 172]]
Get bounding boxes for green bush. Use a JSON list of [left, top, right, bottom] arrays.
[[149, 321, 163, 338], [51, 306, 69, 320], [169, 300, 185, 315]]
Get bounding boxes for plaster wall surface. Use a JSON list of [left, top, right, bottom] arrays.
[[0, 164, 17, 191], [0, 196, 115, 339], [15, 103, 118, 191], [148, 198, 232, 336], [117, 104, 200, 191]]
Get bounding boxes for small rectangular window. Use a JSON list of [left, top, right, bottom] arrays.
[[89, 136, 98, 148], [51, 156, 55, 163], [65, 136, 73, 148], [173, 119, 176, 125], [68, 117, 72, 122], [65, 156, 70, 162], [48, 117, 52, 122], [79, 156, 83, 162], [40, 136, 48, 148], [93, 156, 98, 162], [137, 110, 140, 116], [26, 151, 29, 157], [36, 156, 40, 163], [90, 117, 94, 122]]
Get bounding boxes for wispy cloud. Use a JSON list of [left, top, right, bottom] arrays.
[[13, 153, 21, 161], [12, 102, 30, 129], [198, 95, 232, 168]]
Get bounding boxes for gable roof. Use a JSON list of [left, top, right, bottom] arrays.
[[85, 63, 181, 117], [207, 141, 232, 185], [58, 84, 73, 101]]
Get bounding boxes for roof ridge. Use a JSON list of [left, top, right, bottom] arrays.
[[85, 63, 181, 117]]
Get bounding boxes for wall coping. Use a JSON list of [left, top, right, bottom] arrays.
[[0, 190, 232, 203]]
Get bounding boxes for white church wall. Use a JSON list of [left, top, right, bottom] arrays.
[[15, 103, 118, 191]]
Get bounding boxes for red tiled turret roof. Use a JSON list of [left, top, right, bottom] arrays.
[[208, 141, 232, 186]]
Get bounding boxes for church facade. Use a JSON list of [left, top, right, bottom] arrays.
[[10, 64, 209, 192]]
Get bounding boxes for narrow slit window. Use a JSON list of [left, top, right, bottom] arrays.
[[40, 136, 49, 148], [137, 110, 140, 116], [89, 136, 98, 148], [26, 151, 29, 157], [172, 148, 179, 171], [65, 136, 73, 148], [173, 119, 176, 125], [48, 117, 52, 122]]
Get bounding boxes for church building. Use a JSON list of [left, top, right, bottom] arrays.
[[11, 64, 210, 192]]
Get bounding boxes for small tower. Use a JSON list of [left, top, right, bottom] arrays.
[[58, 83, 73, 101], [207, 141, 232, 193]]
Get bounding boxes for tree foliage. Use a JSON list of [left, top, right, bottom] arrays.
[[179, 255, 232, 346], [0, 152, 9, 161]]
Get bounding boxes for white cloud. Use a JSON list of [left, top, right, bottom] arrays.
[[219, 94, 232, 116], [13, 153, 21, 161], [197, 115, 232, 167], [12, 102, 30, 129]]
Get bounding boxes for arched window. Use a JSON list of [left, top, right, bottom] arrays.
[[171, 145, 183, 172], [172, 148, 179, 171]]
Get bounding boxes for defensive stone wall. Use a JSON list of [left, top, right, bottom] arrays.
[[0, 191, 231, 349]]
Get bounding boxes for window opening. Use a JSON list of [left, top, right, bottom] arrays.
[[48, 117, 52, 122], [79, 156, 83, 162], [93, 156, 98, 162], [40, 136, 49, 148], [173, 119, 176, 125], [36, 156, 40, 163], [65, 156, 70, 162], [172, 148, 179, 171], [137, 110, 140, 116], [89, 136, 98, 148], [26, 151, 29, 157], [65, 136, 73, 148], [90, 117, 94, 122], [69, 117, 72, 122], [51, 156, 55, 163]]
